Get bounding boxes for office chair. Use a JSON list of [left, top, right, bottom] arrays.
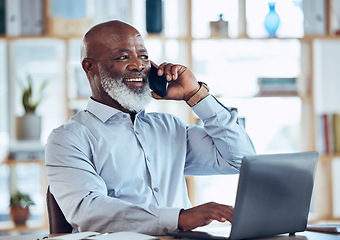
[[46, 186, 73, 234]]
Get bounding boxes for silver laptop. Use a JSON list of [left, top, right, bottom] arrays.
[[168, 152, 318, 240]]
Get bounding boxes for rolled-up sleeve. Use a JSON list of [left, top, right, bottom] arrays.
[[185, 95, 256, 175]]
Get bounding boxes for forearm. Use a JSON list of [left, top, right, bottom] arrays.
[[47, 162, 182, 235], [186, 95, 256, 174]]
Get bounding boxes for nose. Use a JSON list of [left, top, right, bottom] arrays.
[[127, 57, 145, 72]]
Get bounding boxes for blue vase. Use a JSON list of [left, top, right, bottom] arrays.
[[264, 2, 280, 37]]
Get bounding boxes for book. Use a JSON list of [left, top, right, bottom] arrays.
[[316, 115, 325, 154], [5, 0, 21, 36], [328, 113, 335, 153], [307, 224, 340, 233], [322, 113, 330, 154], [317, 113, 340, 154], [333, 113, 340, 153], [21, 0, 44, 35], [257, 77, 298, 94], [0, 0, 5, 34], [303, 0, 327, 35]]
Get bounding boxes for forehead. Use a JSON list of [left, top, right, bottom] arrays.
[[102, 31, 147, 53]]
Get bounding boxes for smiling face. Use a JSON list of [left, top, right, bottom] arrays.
[[81, 21, 152, 112], [99, 64, 152, 113]]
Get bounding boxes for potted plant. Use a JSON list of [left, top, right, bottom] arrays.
[[9, 191, 35, 226], [16, 75, 48, 140]]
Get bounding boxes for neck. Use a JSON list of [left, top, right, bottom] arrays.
[[129, 112, 136, 123]]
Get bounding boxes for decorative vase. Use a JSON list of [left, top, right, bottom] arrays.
[[10, 207, 29, 226], [264, 2, 280, 37], [16, 113, 42, 140], [210, 14, 229, 37], [146, 0, 163, 33]]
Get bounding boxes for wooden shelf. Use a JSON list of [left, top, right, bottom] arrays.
[[3, 159, 45, 165], [1, 33, 340, 42], [0, 35, 81, 41], [255, 93, 300, 98], [0, 34, 265, 42], [0, 220, 48, 233], [0, 158, 48, 234]]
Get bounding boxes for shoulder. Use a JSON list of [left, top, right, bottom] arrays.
[[47, 110, 94, 145]]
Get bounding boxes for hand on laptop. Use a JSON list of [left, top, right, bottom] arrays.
[[178, 202, 233, 231]]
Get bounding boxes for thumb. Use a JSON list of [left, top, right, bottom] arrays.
[[151, 91, 170, 100], [152, 91, 167, 99]]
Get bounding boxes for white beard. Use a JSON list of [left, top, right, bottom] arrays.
[[100, 68, 151, 113]]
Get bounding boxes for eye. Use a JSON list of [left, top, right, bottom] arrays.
[[140, 55, 149, 60], [116, 55, 128, 60]]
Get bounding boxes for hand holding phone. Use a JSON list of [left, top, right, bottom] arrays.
[[149, 63, 168, 98]]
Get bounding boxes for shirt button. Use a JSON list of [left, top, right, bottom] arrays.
[[123, 115, 128, 118], [146, 156, 151, 161], [153, 187, 159, 192]]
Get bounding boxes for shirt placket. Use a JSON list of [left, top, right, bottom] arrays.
[[134, 118, 165, 206]]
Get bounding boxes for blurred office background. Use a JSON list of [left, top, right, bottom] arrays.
[[0, 0, 340, 235]]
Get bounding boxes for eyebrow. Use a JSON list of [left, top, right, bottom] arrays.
[[119, 49, 131, 53], [118, 48, 148, 53]]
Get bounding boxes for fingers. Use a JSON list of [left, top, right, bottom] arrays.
[[202, 202, 233, 223], [151, 61, 198, 101], [178, 202, 234, 231], [200, 219, 213, 227], [157, 62, 182, 81]]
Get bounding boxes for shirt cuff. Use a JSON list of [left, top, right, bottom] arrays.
[[191, 95, 228, 120], [159, 207, 182, 234]]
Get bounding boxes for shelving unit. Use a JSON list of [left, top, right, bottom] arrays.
[[1, 0, 340, 234], [0, 158, 48, 234]]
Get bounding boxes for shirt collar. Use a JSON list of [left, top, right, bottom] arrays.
[[86, 97, 122, 122], [86, 97, 146, 122]]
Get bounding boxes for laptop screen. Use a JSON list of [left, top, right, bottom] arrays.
[[168, 152, 318, 240], [230, 152, 318, 239]]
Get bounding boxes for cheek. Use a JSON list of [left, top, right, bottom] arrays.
[[107, 64, 128, 77], [145, 65, 151, 76]]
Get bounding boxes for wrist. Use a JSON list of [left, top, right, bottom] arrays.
[[184, 84, 200, 102], [178, 209, 185, 231], [186, 82, 209, 107]]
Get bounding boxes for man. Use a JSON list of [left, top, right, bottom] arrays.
[[45, 20, 256, 235]]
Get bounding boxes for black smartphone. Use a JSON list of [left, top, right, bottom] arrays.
[[149, 63, 168, 98]]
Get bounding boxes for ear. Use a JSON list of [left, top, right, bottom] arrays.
[[82, 58, 97, 76]]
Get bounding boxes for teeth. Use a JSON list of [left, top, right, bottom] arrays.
[[125, 78, 143, 82]]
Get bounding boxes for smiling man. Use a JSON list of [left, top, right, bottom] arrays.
[[45, 20, 256, 235]]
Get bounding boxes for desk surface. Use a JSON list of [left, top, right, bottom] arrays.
[[0, 231, 339, 240]]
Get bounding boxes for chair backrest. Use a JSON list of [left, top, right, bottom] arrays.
[[46, 186, 73, 234]]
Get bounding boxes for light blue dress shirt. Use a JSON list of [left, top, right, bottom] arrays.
[[45, 95, 255, 235]]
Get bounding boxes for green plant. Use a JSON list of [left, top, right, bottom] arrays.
[[10, 191, 35, 208], [20, 75, 48, 114]]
